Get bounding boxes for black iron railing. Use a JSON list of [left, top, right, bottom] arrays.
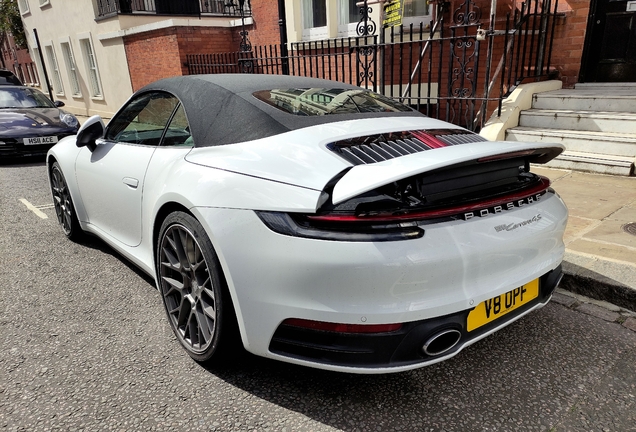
[[97, 0, 251, 17], [96, 0, 118, 16], [200, 0, 251, 16], [186, 0, 561, 131]]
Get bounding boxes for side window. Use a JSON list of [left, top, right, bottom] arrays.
[[162, 104, 193, 147], [105, 92, 179, 146]]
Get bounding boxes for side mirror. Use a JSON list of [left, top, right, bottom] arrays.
[[54, 100, 65, 107], [76, 115, 105, 152]]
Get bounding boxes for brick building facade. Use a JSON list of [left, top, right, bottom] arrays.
[[124, 26, 239, 91], [19, 0, 633, 117], [0, 31, 38, 85]]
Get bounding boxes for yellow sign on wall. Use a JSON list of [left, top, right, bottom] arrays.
[[383, 0, 403, 28]]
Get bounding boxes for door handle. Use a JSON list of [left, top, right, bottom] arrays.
[[123, 177, 139, 189]]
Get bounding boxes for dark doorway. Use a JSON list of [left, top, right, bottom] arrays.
[[581, 0, 636, 82]]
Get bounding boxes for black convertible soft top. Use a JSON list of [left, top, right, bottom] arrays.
[[138, 74, 423, 147]]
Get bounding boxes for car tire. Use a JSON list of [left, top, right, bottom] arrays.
[[156, 211, 239, 363], [50, 161, 83, 241]]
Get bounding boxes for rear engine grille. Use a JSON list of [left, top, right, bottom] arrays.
[[326, 128, 487, 166]]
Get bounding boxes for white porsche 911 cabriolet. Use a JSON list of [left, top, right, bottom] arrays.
[[47, 75, 567, 373]]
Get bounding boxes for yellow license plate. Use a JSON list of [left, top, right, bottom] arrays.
[[467, 279, 539, 332]]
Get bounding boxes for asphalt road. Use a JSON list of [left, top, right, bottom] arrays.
[[1, 159, 635, 432]]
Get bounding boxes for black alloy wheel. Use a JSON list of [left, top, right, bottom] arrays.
[[50, 161, 82, 241], [157, 212, 236, 362]]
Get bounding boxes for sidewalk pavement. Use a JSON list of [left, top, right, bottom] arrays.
[[73, 116, 636, 312], [533, 166, 636, 312]]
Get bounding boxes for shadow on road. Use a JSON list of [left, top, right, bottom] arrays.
[[199, 303, 636, 431], [72, 234, 158, 289]]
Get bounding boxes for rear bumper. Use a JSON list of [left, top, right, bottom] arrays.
[[194, 191, 567, 373], [268, 265, 562, 370]]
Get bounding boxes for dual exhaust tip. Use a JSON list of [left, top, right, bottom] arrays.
[[422, 329, 462, 357]]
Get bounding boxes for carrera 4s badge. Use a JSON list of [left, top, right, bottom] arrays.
[[494, 214, 542, 232], [463, 191, 546, 221]]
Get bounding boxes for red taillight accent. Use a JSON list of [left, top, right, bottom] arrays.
[[411, 130, 448, 149], [307, 176, 551, 223], [282, 318, 403, 334]]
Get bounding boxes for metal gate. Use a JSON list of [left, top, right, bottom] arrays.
[[186, 0, 562, 131]]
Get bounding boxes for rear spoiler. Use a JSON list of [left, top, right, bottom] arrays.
[[331, 141, 563, 205]]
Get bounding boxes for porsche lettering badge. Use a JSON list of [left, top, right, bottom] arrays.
[[463, 192, 545, 221]]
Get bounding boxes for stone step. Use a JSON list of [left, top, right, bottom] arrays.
[[532, 90, 636, 113], [575, 82, 636, 91], [506, 127, 636, 158], [519, 109, 636, 134], [541, 151, 634, 176]]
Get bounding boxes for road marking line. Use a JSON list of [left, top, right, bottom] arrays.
[[19, 198, 49, 219]]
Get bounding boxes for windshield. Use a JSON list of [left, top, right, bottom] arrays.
[[253, 88, 412, 116], [0, 87, 56, 109]]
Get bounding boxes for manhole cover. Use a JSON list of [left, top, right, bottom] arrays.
[[622, 222, 636, 236]]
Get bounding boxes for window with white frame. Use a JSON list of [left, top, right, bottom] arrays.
[[79, 36, 103, 98], [29, 63, 39, 85], [31, 47, 44, 88], [45, 44, 64, 96], [18, 0, 30, 14], [337, 0, 358, 36], [22, 64, 30, 84], [15, 65, 24, 83], [301, 0, 328, 40], [39, 0, 50, 6], [402, 0, 431, 25], [24, 63, 33, 84], [60, 42, 81, 97]]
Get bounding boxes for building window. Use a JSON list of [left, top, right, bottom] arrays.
[[15, 64, 24, 83], [24, 63, 33, 85], [31, 47, 44, 88], [18, 0, 29, 14], [302, 0, 328, 40], [337, 0, 358, 36], [45, 44, 64, 96], [29, 63, 39, 85], [23, 63, 31, 84], [79, 36, 103, 99], [39, 0, 50, 6], [402, 0, 431, 23], [61, 42, 81, 97]]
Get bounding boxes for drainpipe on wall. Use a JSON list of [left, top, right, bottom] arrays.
[[278, 0, 289, 75], [33, 28, 54, 102]]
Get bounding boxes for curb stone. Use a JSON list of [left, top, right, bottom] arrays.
[[553, 288, 636, 333], [560, 266, 636, 314]]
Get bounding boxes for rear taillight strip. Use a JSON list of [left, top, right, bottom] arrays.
[[282, 318, 403, 334], [307, 176, 551, 223]]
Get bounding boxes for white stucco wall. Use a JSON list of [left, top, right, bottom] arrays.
[[21, 1, 133, 117], [21, 1, 254, 118]]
